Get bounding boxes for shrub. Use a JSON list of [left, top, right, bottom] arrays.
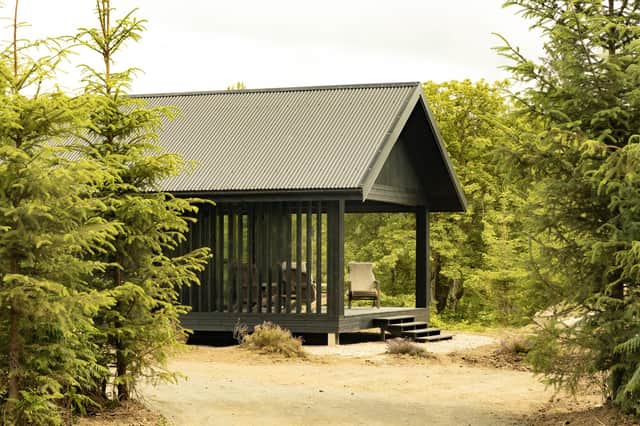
[[237, 322, 306, 358], [499, 333, 534, 356], [386, 338, 428, 357]]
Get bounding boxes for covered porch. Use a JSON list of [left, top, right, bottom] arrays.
[[176, 198, 431, 340]]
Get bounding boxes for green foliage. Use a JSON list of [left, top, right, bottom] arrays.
[[0, 0, 211, 421], [346, 80, 539, 326], [237, 322, 306, 358], [0, 6, 119, 423], [74, 0, 210, 402], [425, 80, 539, 325], [345, 213, 416, 297], [499, 0, 640, 414]]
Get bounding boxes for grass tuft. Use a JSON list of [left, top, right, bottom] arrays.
[[235, 321, 306, 358], [385, 338, 428, 357], [499, 333, 534, 356]]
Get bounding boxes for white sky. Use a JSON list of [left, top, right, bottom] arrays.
[[1, 0, 544, 94]]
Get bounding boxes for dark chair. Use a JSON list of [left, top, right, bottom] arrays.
[[232, 262, 258, 311], [280, 261, 316, 310]]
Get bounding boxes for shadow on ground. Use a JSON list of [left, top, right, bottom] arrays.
[[187, 330, 383, 346]]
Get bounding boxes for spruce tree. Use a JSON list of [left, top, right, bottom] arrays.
[[75, 0, 210, 402], [499, 0, 640, 413], [0, 1, 119, 423]]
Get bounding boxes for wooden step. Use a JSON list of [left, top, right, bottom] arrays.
[[372, 315, 415, 327], [401, 327, 442, 337], [415, 334, 454, 342], [387, 321, 428, 332]]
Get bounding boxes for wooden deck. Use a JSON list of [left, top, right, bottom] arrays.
[[181, 307, 428, 334], [339, 307, 428, 332]]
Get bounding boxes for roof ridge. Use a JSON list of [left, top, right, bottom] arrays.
[[129, 82, 421, 99]]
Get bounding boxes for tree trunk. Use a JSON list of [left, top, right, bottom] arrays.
[[116, 339, 129, 401], [8, 306, 20, 405], [430, 254, 439, 307], [448, 278, 464, 313], [8, 255, 21, 412], [112, 253, 129, 401]]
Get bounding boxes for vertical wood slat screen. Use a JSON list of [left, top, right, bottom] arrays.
[[178, 201, 334, 316]]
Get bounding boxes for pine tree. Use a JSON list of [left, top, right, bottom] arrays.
[[499, 0, 640, 413], [0, 1, 119, 423], [75, 0, 210, 402]]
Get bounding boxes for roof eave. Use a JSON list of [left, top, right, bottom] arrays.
[[167, 187, 363, 202]]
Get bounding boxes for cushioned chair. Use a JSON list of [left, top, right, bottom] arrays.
[[347, 262, 380, 309]]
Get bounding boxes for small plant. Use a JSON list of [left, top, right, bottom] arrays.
[[239, 322, 306, 358], [233, 319, 249, 344], [499, 334, 534, 356], [386, 338, 428, 357]]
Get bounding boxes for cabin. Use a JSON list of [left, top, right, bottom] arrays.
[[140, 82, 466, 344]]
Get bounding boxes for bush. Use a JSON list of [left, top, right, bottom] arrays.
[[499, 333, 534, 356], [385, 338, 428, 357], [235, 322, 306, 358], [379, 293, 415, 307]]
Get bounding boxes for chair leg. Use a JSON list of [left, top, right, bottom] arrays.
[[348, 294, 352, 309]]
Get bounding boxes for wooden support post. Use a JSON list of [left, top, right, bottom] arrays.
[[266, 203, 273, 314], [228, 211, 235, 312], [188, 211, 196, 311], [257, 206, 264, 312], [315, 201, 322, 314], [275, 203, 283, 314], [305, 201, 312, 314], [327, 333, 340, 346], [247, 206, 254, 313], [295, 203, 302, 314], [336, 200, 344, 316], [211, 206, 218, 311], [201, 208, 209, 312], [415, 205, 429, 310], [216, 209, 224, 312], [285, 210, 292, 314], [327, 200, 345, 318]]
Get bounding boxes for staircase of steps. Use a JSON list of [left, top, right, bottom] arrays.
[[372, 315, 453, 342]]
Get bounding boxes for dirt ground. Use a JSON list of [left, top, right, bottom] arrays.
[[80, 332, 639, 426]]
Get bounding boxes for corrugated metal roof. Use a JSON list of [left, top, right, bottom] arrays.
[[138, 82, 422, 193]]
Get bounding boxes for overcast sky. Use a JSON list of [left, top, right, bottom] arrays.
[[1, 0, 544, 94]]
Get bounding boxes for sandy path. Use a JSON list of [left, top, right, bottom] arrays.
[[140, 339, 553, 426]]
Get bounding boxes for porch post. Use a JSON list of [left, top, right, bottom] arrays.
[[415, 205, 429, 310], [336, 200, 345, 316], [327, 200, 345, 317]]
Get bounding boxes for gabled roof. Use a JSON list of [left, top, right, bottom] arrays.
[[138, 82, 466, 211]]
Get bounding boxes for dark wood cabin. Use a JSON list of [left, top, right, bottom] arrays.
[[138, 82, 466, 343]]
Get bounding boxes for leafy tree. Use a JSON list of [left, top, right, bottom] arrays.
[[425, 80, 536, 323], [499, 0, 640, 413], [346, 80, 537, 323], [75, 0, 210, 402], [0, 2, 119, 423], [226, 81, 247, 90]]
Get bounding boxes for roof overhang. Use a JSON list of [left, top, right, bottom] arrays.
[[355, 86, 467, 212]]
